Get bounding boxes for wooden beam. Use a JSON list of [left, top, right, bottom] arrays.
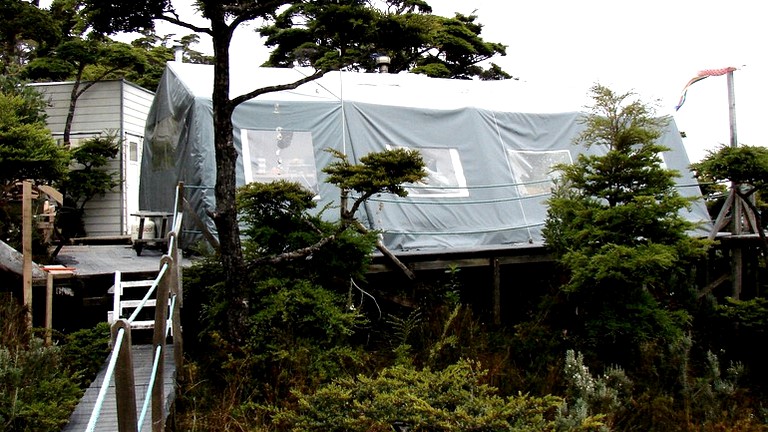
[[22, 181, 32, 327], [709, 190, 734, 240], [46, 273, 53, 345], [112, 320, 138, 432], [698, 273, 730, 299], [183, 198, 219, 251], [492, 258, 501, 326], [0, 239, 47, 280], [37, 184, 63, 206], [368, 252, 553, 273]]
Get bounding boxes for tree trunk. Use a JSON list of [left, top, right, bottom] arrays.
[[63, 69, 83, 147], [210, 18, 247, 341]]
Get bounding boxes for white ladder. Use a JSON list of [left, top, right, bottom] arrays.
[[107, 271, 161, 330]]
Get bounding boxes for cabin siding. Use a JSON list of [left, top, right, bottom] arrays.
[[31, 80, 154, 238]]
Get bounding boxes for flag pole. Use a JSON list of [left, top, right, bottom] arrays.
[[726, 69, 742, 298], [727, 70, 737, 148]]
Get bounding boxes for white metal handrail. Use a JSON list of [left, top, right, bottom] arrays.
[[84, 183, 185, 432]]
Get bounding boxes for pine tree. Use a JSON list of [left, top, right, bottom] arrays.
[[543, 84, 708, 366]]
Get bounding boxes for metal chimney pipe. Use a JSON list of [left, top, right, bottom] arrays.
[[376, 55, 391, 73], [173, 45, 183, 62]]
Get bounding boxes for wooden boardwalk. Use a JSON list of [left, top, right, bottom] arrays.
[[62, 344, 176, 432]]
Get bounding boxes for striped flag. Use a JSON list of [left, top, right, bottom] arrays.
[[675, 67, 737, 111]]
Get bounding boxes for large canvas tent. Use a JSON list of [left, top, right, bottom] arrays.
[[140, 62, 709, 251]]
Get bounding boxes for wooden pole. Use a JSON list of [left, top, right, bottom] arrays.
[[727, 71, 738, 148], [492, 258, 501, 326], [22, 181, 33, 327], [45, 272, 53, 345], [152, 256, 172, 432], [169, 233, 184, 373], [112, 320, 138, 432], [727, 70, 743, 299]]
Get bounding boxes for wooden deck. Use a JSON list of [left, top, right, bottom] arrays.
[[55, 244, 193, 276], [62, 344, 176, 432]]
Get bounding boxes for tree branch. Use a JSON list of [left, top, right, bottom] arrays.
[[347, 191, 375, 221], [229, 69, 326, 108], [158, 14, 212, 35], [249, 234, 337, 267], [352, 220, 415, 280], [75, 65, 125, 99]]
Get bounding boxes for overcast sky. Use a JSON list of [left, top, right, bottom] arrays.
[[148, 0, 767, 162]]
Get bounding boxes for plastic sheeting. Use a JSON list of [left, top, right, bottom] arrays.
[[140, 62, 710, 251]]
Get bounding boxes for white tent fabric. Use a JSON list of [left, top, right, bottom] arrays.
[[140, 62, 710, 251]]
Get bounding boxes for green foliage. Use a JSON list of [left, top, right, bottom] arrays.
[[689, 351, 745, 424], [123, 31, 212, 91], [52, 132, 120, 238], [691, 145, 768, 226], [248, 278, 364, 350], [238, 180, 319, 254], [261, 1, 510, 80], [386, 308, 423, 364], [0, 338, 82, 432], [691, 145, 768, 192], [237, 179, 378, 283], [542, 85, 709, 365], [0, 295, 82, 432], [58, 132, 120, 210], [272, 359, 567, 432], [246, 278, 368, 390], [180, 260, 370, 422], [24, 35, 147, 83], [0, 86, 69, 193], [82, 0, 170, 34], [0, 74, 49, 124], [717, 296, 768, 329], [0, 77, 68, 249], [323, 147, 426, 203], [59, 322, 111, 389], [0, 0, 60, 72], [0, 294, 29, 350], [557, 350, 630, 431]]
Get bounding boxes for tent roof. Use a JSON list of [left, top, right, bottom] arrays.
[[167, 61, 588, 112]]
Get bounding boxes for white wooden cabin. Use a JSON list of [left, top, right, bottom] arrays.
[[31, 80, 154, 238]]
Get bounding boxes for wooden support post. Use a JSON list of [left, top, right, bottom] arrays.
[[151, 256, 172, 432], [45, 272, 53, 345], [39, 266, 74, 346], [726, 70, 743, 299], [22, 181, 32, 327], [492, 258, 501, 326], [112, 271, 122, 325], [708, 190, 734, 240], [731, 184, 743, 299], [175, 182, 185, 217], [183, 198, 220, 251], [169, 233, 184, 373], [112, 320, 138, 432]]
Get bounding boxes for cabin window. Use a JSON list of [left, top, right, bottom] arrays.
[[390, 146, 469, 198], [129, 141, 139, 162], [506, 149, 572, 196], [240, 129, 319, 195]]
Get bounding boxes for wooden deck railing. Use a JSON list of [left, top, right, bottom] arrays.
[[84, 183, 185, 432]]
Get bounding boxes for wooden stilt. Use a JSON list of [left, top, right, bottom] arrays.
[[22, 181, 33, 327], [492, 258, 501, 326]]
